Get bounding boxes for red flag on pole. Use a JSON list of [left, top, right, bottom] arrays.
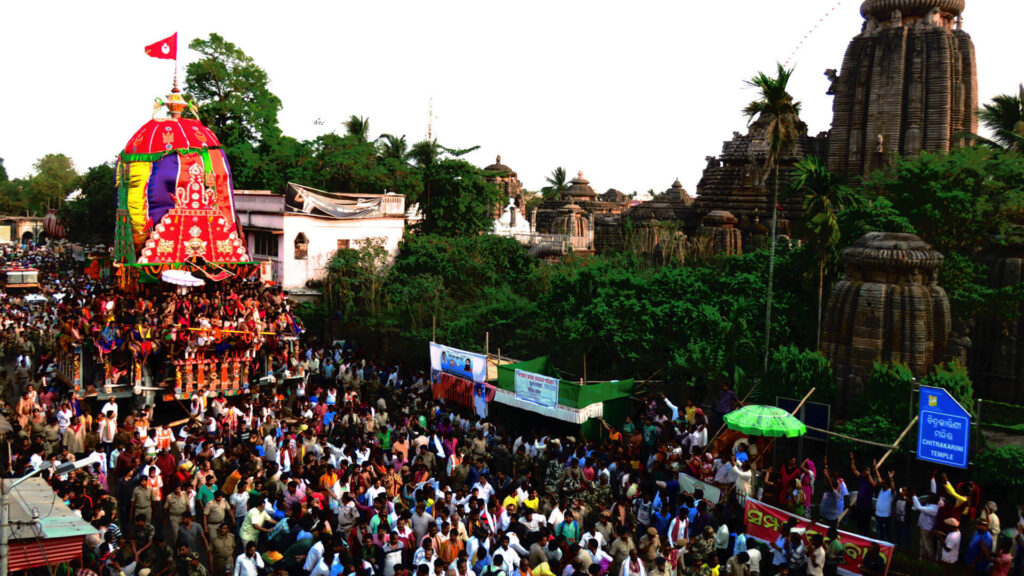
[[144, 33, 177, 60]]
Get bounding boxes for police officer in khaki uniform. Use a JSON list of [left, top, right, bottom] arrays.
[[209, 523, 236, 576], [203, 491, 231, 538], [131, 475, 155, 524], [164, 484, 191, 543]]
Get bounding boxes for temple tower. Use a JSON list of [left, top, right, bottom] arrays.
[[827, 0, 977, 177], [821, 232, 952, 410]]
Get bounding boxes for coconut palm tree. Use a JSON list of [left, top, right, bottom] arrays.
[[409, 139, 440, 167], [541, 167, 569, 200], [790, 156, 861, 349], [378, 133, 409, 161], [344, 115, 371, 143], [975, 84, 1024, 152], [742, 63, 802, 371]]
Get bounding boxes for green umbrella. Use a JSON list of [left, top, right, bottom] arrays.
[[723, 404, 806, 438]]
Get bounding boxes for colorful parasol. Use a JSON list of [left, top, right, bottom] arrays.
[[723, 404, 807, 438], [160, 269, 205, 287]]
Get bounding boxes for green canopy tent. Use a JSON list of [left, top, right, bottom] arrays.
[[494, 356, 634, 440]]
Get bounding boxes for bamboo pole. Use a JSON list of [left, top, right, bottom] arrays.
[[877, 415, 918, 468], [803, 425, 900, 449], [836, 416, 919, 523]]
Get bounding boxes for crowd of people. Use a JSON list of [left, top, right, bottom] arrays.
[[0, 243, 304, 406], [1, 242, 1023, 576]]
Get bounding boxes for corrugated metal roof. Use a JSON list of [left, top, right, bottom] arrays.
[[7, 477, 98, 540], [8, 535, 85, 571]]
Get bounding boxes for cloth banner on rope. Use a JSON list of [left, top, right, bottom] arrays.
[[743, 499, 893, 576]]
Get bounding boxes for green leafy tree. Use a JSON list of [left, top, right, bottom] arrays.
[[541, 167, 569, 200], [855, 362, 916, 421], [972, 84, 1024, 152], [418, 159, 502, 237], [757, 345, 835, 404], [672, 298, 759, 399], [974, 447, 1024, 498], [185, 34, 283, 188], [743, 63, 802, 370], [867, 147, 1024, 318], [836, 196, 915, 248], [872, 147, 1024, 257], [920, 360, 976, 417], [378, 134, 409, 161], [833, 416, 906, 460], [790, 156, 860, 348], [26, 154, 78, 213], [322, 237, 390, 323], [409, 139, 440, 167], [344, 115, 370, 143], [0, 158, 26, 215], [59, 163, 116, 243]]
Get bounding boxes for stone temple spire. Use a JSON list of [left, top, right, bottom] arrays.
[[827, 0, 976, 178]]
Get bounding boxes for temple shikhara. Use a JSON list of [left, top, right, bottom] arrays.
[[827, 0, 977, 177]]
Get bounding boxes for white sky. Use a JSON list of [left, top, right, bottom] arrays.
[[1, 0, 1021, 196]]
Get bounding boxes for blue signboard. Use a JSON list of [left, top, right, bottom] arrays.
[[917, 385, 971, 469]]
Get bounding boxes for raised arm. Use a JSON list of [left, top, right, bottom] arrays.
[[823, 467, 836, 492]]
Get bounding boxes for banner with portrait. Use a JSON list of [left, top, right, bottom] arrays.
[[430, 342, 489, 418]]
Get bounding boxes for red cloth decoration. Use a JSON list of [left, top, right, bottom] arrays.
[[123, 118, 221, 155], [144, 33, 177, 60]]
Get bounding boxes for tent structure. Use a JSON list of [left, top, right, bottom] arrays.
[[113, 80, 254, 288], [495, 356, 634, 439]]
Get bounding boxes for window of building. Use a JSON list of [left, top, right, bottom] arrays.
[[337, 239, 350, 250], [253, 231, 279, 258], [294, 232, 308, 260]]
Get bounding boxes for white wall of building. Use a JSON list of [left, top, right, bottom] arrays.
[[245, 216, 404, 291], [280, 216, 404, 291]]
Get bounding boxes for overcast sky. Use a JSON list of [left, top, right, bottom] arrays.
[[2, 0, 1021, 197]]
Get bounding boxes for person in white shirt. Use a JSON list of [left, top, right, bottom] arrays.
[[472, 478, 495, 503], [668, 509, 689, 550], [586, 538, 612, 569], [941, 518, 961, 564], [660, 394, 680, 422], [807, 533, 825, 576], [495, 538, 521, 576], [912, 493, 940, 560], [580, 529, 606, 550], [731, 457, 754, 502], [547, 504, 565, 529], [620, 548, 646, 576], [234, 542, 265, 576], [504, 531, 530, 557], [713, 458, 734, 486], [303, 535, 326, 574]]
